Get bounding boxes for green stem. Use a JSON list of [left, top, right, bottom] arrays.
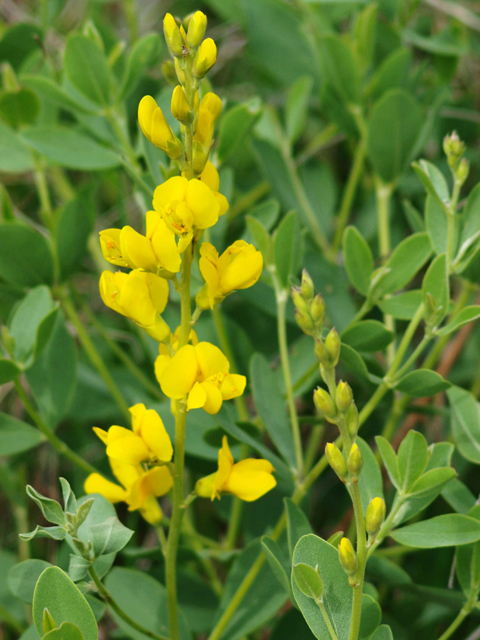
[[328, 138, 367, 260], [348, 482, 367, 640], [123, 0, 138, 41], [437, 587, 478, 640], [181, 515, 223, 596], [31, 151, 53, 228], [14, 379, 100, 476], [89, 565, 169, 640], [58, 291, 130, 420], [295, 123, 340, 167], [227, 182, 271, 221], [304, 423, 325, 474], [318, 600, 340, 640], [387, 304, 425, 379], [376, 179, 395, 364], [106, 110, 140, 170]]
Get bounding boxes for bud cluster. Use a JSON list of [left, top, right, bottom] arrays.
[[443, 131, 469, 187], [292, 270, 326, 337]]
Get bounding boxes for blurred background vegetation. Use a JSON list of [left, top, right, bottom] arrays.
[[2, 0, 480, 638]]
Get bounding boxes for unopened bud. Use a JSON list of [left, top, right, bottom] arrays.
[[338, 537, 357, 576], [366, 497, 386, 538], [456, 158, 469, 185], [295, 308, 315, 335], [325, 328, 341, 367], [314, 339, 327, 363], [192, 139, 209, 174], [313, 387, 337, 421], [443, 131, 465, 169], [301, 269, 315, 301], [310, 293, 325, 325], [326, 442, 347, 479], [193, 38, 217, 78], [163, 13, 184, 58], [174, 58, 186, 85], [171, 85, 193, 123], [346, 403, 359, 437], [187, 11, 207, 48], [162, 60, 177, 85], [336, 381, 353, 413], [291, 286, 309, 314], [347, 443, 363, 479]]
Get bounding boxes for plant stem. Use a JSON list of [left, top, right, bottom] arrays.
[[14, 379, 100, 476], [376, 179, 395, 364], [89, 565, 169, 640], [106, 110, 140, 171], [437, 587, 479, 640], [227, 181, 271, 221], [295, 123, 340, 166], [123, 0, 138, 41], [348, 481, 367, 640], [58, 291, 131, 420], [31, 151, 53, 228], [329, 138, 367, 260]]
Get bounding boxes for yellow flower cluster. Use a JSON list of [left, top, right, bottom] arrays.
[[92, 11, 275, 516]]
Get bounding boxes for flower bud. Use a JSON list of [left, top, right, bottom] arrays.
[[174, 58, 186, 85], [138, 96, 183, 159], [338, 537, 357, 576], [295, 308, 315, 335], [163, 13, 184, 58], [171, 85, 193, 123], [162, 60, 177, 85], [310, 294, 325, 325], [301, 269, 315, 301], [443, 131, 465, 169], [347, 443, 363, 479], [192, 139, 209, 174], [456, 158, 470, 185], [291, 286, 309, 314], [325, 327, 341, 367], [346, 402, 359, 438], [366, 497, 386, 538], [336, 381, 353, 413], [193, 38, 217, 77], [313, 387, 336, 421], [187, 11, 207, 48], [314, 338, 327, 363], [325, 443, 347, 480]]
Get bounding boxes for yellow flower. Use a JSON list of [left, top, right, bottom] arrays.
[[194, 93, 222, 149], [138, 96, 182, 159], [171, 86, 192, 123], [193, 38, 217, 77], [185, 161, 228, 218], [196, 436, 276, 501], [155, 341, 246, 414], [92, 403, 173, 466], [163, 13, 184, 57], [85, 460, 173, 525], [100, 269, 170, 342], [153, 175, 220, 252], [196, 240, 263, 309], [186, 11, 207, 48], [99, 211, 181, 276], [158, 325, 198, 359]]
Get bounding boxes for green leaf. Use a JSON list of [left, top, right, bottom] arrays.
[[285, 76, 313, 144], [367, 89, 422, 183], [437, 306, 480, 336], [217, 98, 262, 163], [0, 23, 43, 70], [26, 313, 77, 428], [0, 87, 40, 127], [21, 76, 99, 115], [367, 48, 412, 100], [354, 3, 377, 73], [21, 126, 121, 170], [395, 369, 451, 398], [68, 556, 91, 583], [43, 622, 85, 640], [457, 183, 480, 262], [55, 187, 96, 280], [250, 353, 296, 468], [343, 226, 374, 296], [399, 467, 457, 524], [442, 478, 476, 515], [359, 594, 381, 640], [0, 412, 45, 456], [63, 35, 111, 107], [0, 121, 34, 173], [368, 626, 394, 640], [391, 514, 480, 548], [357, 437, 384, 514], [273, 211, 303, 289], [318, 35, 361, 104], [412, 159, 449, 208], [20, 525, 66, 541], [422, 253, 449, 324], [32, 567, 97, 640], [90, 516, 133, 558], [118, 33, 162, 101], [447, 385, 480, 464], [26, 485, 65, 525], [339, 343, 370, 380], [376, 233, 432, 297], [375, 436, 400, 490], [293, 563, 323, 601], [9, 285, 57, 366], [377, 290, 423, 320], [0, 358, 21, 384], [8, 559, 52, 604], [261, 536, 291, 595], [292, 534, 352, 639], [426, 195, 449, 256], [0, 224, 54, 288], [341, 320, 394, 352], [397, 430, 428, 492], [285, 498, 312, 560], [456, 505, 480, 596], [246, 216, 271, 266]]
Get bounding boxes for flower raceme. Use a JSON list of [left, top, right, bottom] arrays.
[[196, 240, 263, 309], [196, 436, 276, 501], [155, 341, 246, 414], [93, 403, 173, 466], [85, 460, 172, 525], [99, 211, 181, 276], [99, 269, 170, 342]]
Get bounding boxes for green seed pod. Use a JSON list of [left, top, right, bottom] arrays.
[[325, 442, 348, 479]]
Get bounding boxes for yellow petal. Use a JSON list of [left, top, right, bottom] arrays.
[[220, 373, 247, 400], [178, 231, 193, 253], [116, 270, 157, 326], [120, 226, 157, 271], [213, 436, 233, 497], [138, 95, 157, 141], [201, 93, 222, 120], [107, 434, 150, 465], [128, 466, 173, 510], [128, 403, 146, 435], [151, 107, 174, 151], [199, 161, 220, 192], [160, 344, 199, 399], [153, 176, 188, 212], [99, 229, 127, 267], [147, 212, 181, 273], [144, 317, 171, 343], [139, 496, 163, 524], [84, 473, 127, 503], [201, 381, 223, 415], [195, 342, 229, 380], [93, 427, 108, 445], [110, 458, 142, 490], [144, 272, 170, 313], [187, 381, 207, 411], [199, 243, 220, 308], [195, 472, 217, 499], [99, 271, 128, 317], [224, 459, 276, 501], [215, 192, 229, 217], [185, 180, 219, 229], [155, 353, 172, 383], [140, 409, 173, 463], [107, 425, 136, 443]]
